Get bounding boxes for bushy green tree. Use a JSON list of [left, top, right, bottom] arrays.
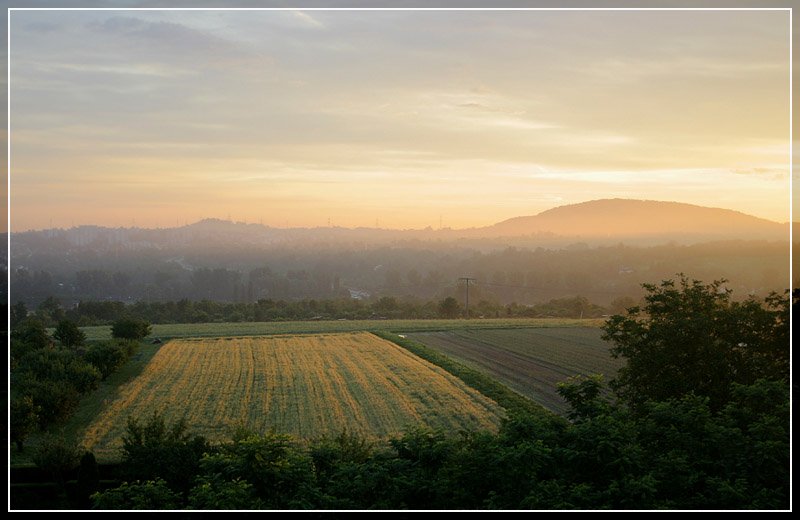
[[374, 296, 399, 314], [188, 476, 263, 510], [37, 296, 65, 326], [121, 412, 209, 495], [70, 362, 103, 394], [438, 296, 460, 319], [32, 434, 82, 490], [10, 394, 40, 452], [111, 318, 151, 340], [53, 320, 86, 349], [196, 430, 318, 509], [602, 276, 789, 411], [310, 430, 374, 482], [85, 341, 129, 380], [21, 377, 81, 428], [18, 348, 101, 394], [10, 301, 28, 329], [92, 479, 181, 510], [11, 317, 51, 352]]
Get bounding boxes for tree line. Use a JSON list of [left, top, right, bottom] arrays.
[[10, 317, 152, 452], [12, 294, 616, 329]]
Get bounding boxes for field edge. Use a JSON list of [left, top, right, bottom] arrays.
[[371, 331, 561, 421]]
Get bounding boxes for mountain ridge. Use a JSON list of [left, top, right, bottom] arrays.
[[489, 198, 786, 239], [8, 198, 789, 248]]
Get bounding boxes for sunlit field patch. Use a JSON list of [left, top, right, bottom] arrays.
[[82, 332, 504, 461]]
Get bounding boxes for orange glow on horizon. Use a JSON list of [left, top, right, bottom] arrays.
[[5, 10, 792, 233]]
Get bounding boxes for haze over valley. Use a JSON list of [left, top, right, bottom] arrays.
[[6, 199, 790, 311]]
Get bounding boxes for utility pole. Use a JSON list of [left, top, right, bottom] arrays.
[[458, 277, 476, 318]]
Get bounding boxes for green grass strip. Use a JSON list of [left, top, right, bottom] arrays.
[[71, 318, 603, 341], [372, 331, 557, 420]]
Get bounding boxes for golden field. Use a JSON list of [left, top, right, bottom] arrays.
[[81, 332, 504, 460]]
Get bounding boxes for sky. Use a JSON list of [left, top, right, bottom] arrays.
[[6, 8, 792, 231]]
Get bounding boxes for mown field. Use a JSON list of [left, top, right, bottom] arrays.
[[75, 317, 604, 341], [406, 328, 624, 415], [81, 332, 504, 461]]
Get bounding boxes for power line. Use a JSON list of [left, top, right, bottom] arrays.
[[458, 277, 477, 318]]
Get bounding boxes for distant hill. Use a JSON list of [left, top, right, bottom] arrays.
[[485, 199, 787, 242], [7, 199, 788, 255]]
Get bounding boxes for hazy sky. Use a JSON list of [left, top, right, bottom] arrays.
[[8, 8, 791, 231]]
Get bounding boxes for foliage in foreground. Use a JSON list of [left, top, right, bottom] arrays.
[[18, 277, 790, 509], [10, 316, 139, 451], [603, 276, 789, 411], [90, 377, 788, 510], [89, 278, 790, 510]]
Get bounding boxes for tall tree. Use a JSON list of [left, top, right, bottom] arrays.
[[10, 395, 40, 452], [438, 297, 461, 319], [37, 296, 65, 325], [10, 301, 28, 329], [112, 318, 152, 340], [53, 320, 86, 349], [602, 275, 789, 411]]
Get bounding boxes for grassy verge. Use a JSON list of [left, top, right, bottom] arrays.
[[73, 318, 604, 341]]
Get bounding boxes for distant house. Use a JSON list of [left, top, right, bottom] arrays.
[[618, 266, 635, 274], [348, 288, 370, 300]]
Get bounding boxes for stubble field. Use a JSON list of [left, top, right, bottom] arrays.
[[81, 332, 505, 460]]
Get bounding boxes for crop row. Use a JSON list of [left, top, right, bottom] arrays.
[[81, 332, 505, 461], [406, 328, 623, 416]]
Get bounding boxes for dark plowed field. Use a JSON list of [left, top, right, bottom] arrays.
[[406, 327, 624, 415]]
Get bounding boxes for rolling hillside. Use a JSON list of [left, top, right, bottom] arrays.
[[487, 199, 787, 241]]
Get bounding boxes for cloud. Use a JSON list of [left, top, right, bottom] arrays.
[[732, 167, 789, 181], [39, 61, 192, 78], [85, 14, 250, 62], [7, 9, 791, 229], [291, 10, 325, 29]]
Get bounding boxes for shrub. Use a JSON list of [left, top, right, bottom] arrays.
[[32, 434, 82, 489], [85, 341, 130, 380], [91, 479, 180, 510], [111, 318, 151, 341], [53, 320, 86, 349], [10, 394, 40, 452]]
